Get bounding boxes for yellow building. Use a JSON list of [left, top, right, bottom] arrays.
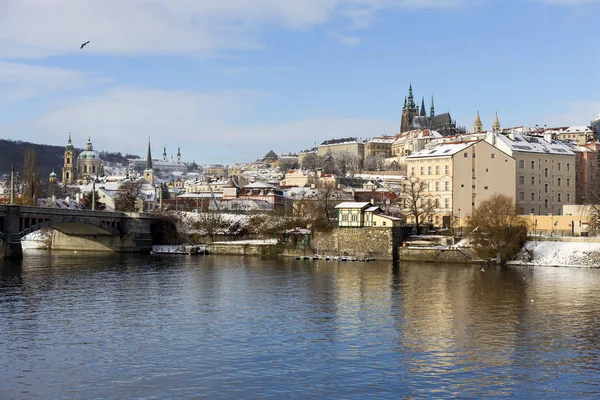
[[335, 201, 403, 228], [485, 131, 576, 215], [405, 140, 515, 227]]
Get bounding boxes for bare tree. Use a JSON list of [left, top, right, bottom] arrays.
[[21, 147, 41, 206], [278, 157, 299, 174], [333, 151, 362, 177], [579, 184, 600, 235], [466, 194, 528, 262], [363, 154, 386, 171], [115, 180, 147, 212], [399, 176, 434, 234], [301, 153, 321, 170], [191, 213, 227, 242]]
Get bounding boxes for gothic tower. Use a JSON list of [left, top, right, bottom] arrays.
[[163, 146, 167, 162], [62, 133, 75, 185], [473, 111, 484, 133], [420, 97, 426, 117], [429, 95, 435, 119], [492, 112, 501, 132], [400, 83, 419, 133], [143, 139, 155, 185], [177, 146, 181, 164]]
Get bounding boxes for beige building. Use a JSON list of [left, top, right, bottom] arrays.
[[405, 140, 515, 227], [365, 136, 395, 158], [485, 131, 576, 215], [317, 138, 365, 161], [335, 202, 403, 228], [280, 169, 337, 188], [546, 126, 595, 145]]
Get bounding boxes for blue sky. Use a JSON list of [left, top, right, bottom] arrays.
[[0, 0, 599, 166]]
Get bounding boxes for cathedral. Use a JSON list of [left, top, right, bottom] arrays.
[[399, 84, 460, 136], [61, 134, 103, 185]]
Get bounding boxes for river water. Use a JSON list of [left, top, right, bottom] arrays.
[[1, 251, 600, 399]]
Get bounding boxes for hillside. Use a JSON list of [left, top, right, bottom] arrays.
[[0, 139, 131, 178]]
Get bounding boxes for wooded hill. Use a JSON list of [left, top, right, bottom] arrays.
[[0, 139, 134, 178]]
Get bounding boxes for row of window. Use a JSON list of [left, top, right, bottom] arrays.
[[411, 165, 452, 176], [518, 159, 571, 171], [519, 191, 571, 203], [518, 175, 571, 187], [462, 152, 495, 159]]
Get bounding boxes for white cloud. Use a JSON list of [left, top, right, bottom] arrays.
[[2, 87, 397, 164], [537, 101, 600, 127], [0, 62, 88, 102], [0, 0, 466, 58]]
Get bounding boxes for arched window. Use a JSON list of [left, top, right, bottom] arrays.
[[66, 172, 69, 179], [67, 157, 70, 164], [92, 165, 96, 174]]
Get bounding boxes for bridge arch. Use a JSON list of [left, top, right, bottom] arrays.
[[20, 218, 121, 238]]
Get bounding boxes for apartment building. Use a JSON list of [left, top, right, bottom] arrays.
[[405, 140, 515, 227], [365, 136, 395, 158], [485, 131, 576, 215], [391, 129, 442, 163], [317, 137, 365, 161]]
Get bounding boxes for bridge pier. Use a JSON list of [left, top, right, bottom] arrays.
[[2, 206, 23, 260]]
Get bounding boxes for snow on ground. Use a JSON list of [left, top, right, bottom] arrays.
[[509, 241, 600, 267], [213, 239, 278, 245]]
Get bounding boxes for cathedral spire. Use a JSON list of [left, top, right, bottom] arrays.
[[146, 139, 153, 170], [430, 95, 435, 118], [406, 83, 416, 108], [493, 112, 501, 132], [66, 133, 73, 149], [420, 97, 426, 117], [403, 96, 407, 110], [86, 136, 93, 151]]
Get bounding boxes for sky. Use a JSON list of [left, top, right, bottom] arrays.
[[0, 0, 599, 166]]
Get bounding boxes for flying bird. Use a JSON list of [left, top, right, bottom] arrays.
[[80, 41, 90, 49]]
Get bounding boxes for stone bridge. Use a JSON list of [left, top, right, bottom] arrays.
[[0, 205, 158, 259]]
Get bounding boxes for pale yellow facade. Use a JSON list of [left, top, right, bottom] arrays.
[[405, 140, 515, 227], [485, 132, 576, 216], [280, 170, 316, 188]]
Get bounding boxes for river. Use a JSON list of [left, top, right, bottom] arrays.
[[1, 251, 600, 399]]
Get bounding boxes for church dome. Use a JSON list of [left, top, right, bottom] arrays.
[[77, 150, 100, 160], [49, 170, 57, 178]]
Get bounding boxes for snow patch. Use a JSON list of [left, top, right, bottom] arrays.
[[509, 241, 600, 267]]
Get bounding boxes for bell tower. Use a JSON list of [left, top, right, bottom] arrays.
[[400, 83, 419, 133], [62, 133, 75, 184]]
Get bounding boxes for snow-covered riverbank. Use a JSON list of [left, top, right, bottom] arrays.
[[509, 240, 600, 268]]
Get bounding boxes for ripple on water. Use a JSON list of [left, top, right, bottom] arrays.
[[1, 254, 600, 398]]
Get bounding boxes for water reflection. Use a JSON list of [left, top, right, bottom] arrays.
[[1, 252, 599, 399]]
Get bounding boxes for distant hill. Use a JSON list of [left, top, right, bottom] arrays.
[[0, 139, 131, 178]]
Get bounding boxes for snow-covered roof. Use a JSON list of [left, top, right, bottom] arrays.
[[406, 141, 475, 159], [335, 202, 372, 209], [593, 112, 600, 122], [394, 129, 442, 142], [243, 181, 281, 190], [564, 126, 593, 133], [495, 133, 575, 156], [368, 136, 395, 144]]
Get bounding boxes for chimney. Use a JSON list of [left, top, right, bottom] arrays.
[[544, 132, 553, 143], [370, 198, 375, 205], [508, 132, 515, 141]]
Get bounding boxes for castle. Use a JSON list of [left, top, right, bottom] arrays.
[[399, 84, 460, 136]]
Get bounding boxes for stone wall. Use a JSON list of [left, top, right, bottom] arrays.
[[399, 247, 477, 264], [302, 227, 402, 260], [206, 243, 282, 256]]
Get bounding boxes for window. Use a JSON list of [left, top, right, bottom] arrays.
[[558, 163, 561, 171], [353, 228, 359, 234], [519, 192, 525, 201], [567, 193, 571, 202], [341, 214, 348, 222], [519, 160, 525, 169], [445, 165, 450, 174], [428, 166, 432, 175], [445, 181, 450, 191], [373, 222, 377, 226], [558, 193, 562, 202], [436, 166, 440, 175], [544, 168, 548, 178], [344, 229, 348, 233], [557, 177, 561, 187], [491, 153, 495, 159], [464, 153, 468, 158], [519, 175, 525, 185], [411, 167, 415, 176], [473, 153, 476, 158], [435, 199, 440, 207], [382, 222, 387, 227], [484, 186, 489, 190], [531, 176, 535, 185], [445, 198, 450, 208], [544, 199, 548, 208], [531, 161, 535, 170], [420, 167, 424, 175], [544, 184, 549, 193], [351, 214, 358, 222], [567, 178, 571, 187], [567, 163, 571, 172], [531, 192, 535, 201], [531, 208, 535, 214], [435, 182, 440, 191]]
